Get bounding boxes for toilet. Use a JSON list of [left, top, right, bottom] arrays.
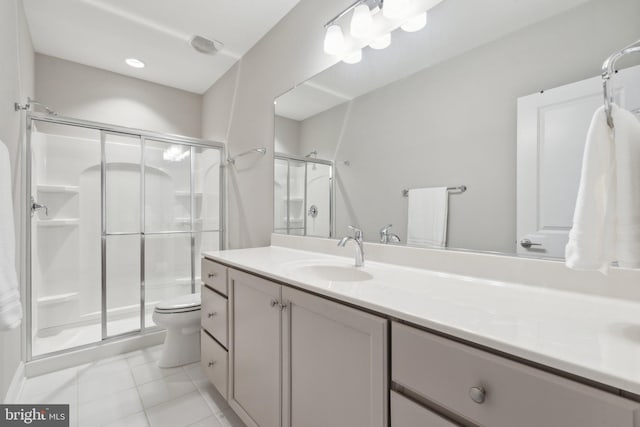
[[152, 293, 201, 368]]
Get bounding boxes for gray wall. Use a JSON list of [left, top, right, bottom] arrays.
[[0, 0, 34, 401], [36, 54, 202, 138], [202, 0, 347, 249], [274, 116, 300, 155], [286, 0, 640, 252]]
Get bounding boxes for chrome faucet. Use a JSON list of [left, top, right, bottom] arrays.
[[338, 226, 365, 267], [379, 224, 401, 244]]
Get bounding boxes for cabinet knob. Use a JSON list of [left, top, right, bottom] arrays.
[[207, 272, 217, 278], [208, 361, 216, 367], [469, 386, 486, 404], [207, 312, 217, 318], [270, 299, 279, 307]]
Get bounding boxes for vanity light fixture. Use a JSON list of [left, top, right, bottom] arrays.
[[351, 4, 374, 39], [369, 32, 391, 50], [323, 24, 346, 55], [125, 58, 145, 68], [382, 0, 411, 20], [343, 49, 363, 64], [323, 0, 442, 64], [401, 12, 427, 32]]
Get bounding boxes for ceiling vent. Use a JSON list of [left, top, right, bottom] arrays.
[[190, 35, 223, 55]]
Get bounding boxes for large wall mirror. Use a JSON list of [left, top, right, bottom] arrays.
[[274, 0, 640, 259]]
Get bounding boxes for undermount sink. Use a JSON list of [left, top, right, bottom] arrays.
[[283, 261, 374, 282]]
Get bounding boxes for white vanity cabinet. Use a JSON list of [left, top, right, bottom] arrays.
[[390, 391, 457, 427], [282, 286, 387, 427], [228, 269, 282, 427], [200, 259, 229, 399], [392, 322, 640, 427], [227, 268, 388, 427]]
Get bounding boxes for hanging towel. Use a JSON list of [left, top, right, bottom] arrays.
[[565, 105, 640, 273], [406, 187, 449, 248], [0, 139, 22, 329]]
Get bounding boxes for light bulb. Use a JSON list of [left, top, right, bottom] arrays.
[[401, 12, 427, 32], [382, 0, 411, 20], [323, 25, 345, 55], [369, 33, 391, 50], [350, 4, 374, 39], [343, 49, 362, 64]]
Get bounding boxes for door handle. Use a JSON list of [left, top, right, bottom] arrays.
[[31, 196, 48, 217], [520, 238, 542, 249]]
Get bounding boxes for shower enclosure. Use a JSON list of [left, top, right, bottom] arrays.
[[26, 113, 224, 359], [274, 153, 332, 237]]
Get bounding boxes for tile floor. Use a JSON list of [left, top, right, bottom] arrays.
[[16, 345, 247, 427]]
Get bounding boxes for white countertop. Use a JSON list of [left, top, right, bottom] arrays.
[[204, 246, 640, 395]]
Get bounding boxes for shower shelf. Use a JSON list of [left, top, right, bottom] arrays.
[[37, 184, 79, 193], [175, 218, 204, 224], [37, 219, 80, 227], [175, 191, 203, 198]]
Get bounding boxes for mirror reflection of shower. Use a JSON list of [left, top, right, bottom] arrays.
[[274, 152, 333, 238]]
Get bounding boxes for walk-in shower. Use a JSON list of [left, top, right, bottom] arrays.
[[26, 113, 224, 360], [274, 153, 332, 238]]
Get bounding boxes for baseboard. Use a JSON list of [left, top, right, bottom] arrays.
[[3, 362, 25, 403]]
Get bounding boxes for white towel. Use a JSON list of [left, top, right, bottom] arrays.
[[406, 187, 449, 248], [565, 105, 640, 273], [0, 139, 22, 329]]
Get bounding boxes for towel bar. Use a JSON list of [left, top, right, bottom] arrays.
[[402, 185, 467, 197]]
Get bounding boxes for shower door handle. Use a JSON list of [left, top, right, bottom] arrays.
[[31, 196, 48, 217]]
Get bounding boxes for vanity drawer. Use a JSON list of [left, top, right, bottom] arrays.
[[201, 330, 228, 400], [391, 391, 457, 427], [201, 285, 228, 348], [392, 322, 640, 427], [202, 258, 227, 296]]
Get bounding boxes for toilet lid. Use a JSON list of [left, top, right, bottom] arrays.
[[155, 293, 201, 313]]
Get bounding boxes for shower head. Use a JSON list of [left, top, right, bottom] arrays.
[[227, 147, 267, 165], [304, 150, 318, 158]]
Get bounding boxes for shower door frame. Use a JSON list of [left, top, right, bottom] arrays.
[[273, 152, 334, 237], [25, 112, 226, 362]]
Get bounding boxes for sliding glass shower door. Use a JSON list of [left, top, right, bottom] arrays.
[[27, 114, 224, 359]]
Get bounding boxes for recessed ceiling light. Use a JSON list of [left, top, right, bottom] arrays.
[[125, 58, 145, 68]]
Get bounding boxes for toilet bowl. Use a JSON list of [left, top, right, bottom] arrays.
[[152, 293, 201, 368]]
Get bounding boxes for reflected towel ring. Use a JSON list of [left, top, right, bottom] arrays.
[[602, 39, 640, 129]]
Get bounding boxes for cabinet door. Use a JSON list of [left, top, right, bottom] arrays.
[[390, 391, 457, 427], [282, 287, 388, 427], [228, 269, 282, 427]]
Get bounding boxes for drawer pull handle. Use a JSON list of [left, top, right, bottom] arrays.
[[469, 386, 486, 404], [207, 272, 217, 278], [208, 361, 216, 367], [207, 312, 217, 318]]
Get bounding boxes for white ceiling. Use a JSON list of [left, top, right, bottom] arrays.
[[22, 0, 301, 94], [276, 0, 592, 121]]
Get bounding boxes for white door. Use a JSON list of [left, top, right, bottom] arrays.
[[516, 65, 640, 258]]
